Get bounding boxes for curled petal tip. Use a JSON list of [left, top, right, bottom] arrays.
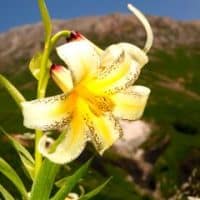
[[66, 31, 84, 42], [127, 3, 133, 10], [127, 3, 153, 53]]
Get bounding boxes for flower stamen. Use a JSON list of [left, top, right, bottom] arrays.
[[66, 31, 83, 42], [76, 86, 114, 116]]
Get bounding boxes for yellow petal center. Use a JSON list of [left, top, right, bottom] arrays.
[[74, 85, 114, 116]]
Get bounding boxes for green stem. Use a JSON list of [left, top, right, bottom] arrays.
[[37, 43, 51, 98], [50, 30, 71, 49], [35, 1, 71, 176], [37, 0, 52, 43], [34, 0, 53, 177], [34, 130, 43, 176], [37, 30, 71, 98], [34, 31, 71, 176], [35, 42, 51, 176]]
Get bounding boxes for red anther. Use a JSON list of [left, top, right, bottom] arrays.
[[66, 31, 83, 42], [50, 64, 62, 74]]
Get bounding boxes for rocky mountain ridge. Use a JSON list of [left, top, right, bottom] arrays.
[[0, 13, 199, 71]]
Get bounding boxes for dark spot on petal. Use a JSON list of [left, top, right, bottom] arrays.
[[45, 141, 51, 149]]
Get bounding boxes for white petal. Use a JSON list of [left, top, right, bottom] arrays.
[[39, 112, 88, 164], [86, 111, 122, 155], [56, 40, 100, 83], [87, 44, 140, 94], [66, 31, 103, 55], [111, 85, 150, 120], [51, 65, 73, 93], [118, 43, 148, 67], [21, 94, 71, 130], [87, 39, 104, 55]]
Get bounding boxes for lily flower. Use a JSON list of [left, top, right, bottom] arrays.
[[21, 4, 153, 164]]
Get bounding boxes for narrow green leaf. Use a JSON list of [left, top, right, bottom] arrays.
[[0, 158, 28, 199], [38, 0, 52, 42], [79, 178, 112, 200], [30, 159, 60, 200], [0, 184, 15, 200], [0, 74, 25, 108], [52, 159, 92, 200], [55, 176, 70, 188], [29, 52, 42, 80], [29, 52, 52, 80], [0, 127, 35, 180], [20, 155, 35, 180]]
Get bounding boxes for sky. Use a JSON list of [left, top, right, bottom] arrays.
[[0, 0, 199, 32]]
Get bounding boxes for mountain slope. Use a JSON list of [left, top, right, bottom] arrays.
[[0, 14, 200, 72]]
